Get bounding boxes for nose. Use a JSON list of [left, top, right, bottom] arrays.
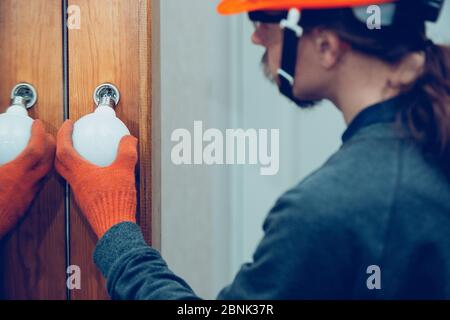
[[251, 31, 263, 46], [251, 22, 267, 47]]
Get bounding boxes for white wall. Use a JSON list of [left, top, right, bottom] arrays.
[[160, 0, 450, 299], [160, 0, 234, 298]]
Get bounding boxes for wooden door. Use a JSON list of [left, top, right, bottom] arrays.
[[0, 0, 159, 300], [0, 0, 66, 300], [67, 0, 157, 300]]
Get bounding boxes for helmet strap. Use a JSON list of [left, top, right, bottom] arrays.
[[278, 9, 305, 105]]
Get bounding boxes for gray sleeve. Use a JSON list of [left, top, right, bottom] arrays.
[[94, 186, 358, 300], [94, 222, 201, 300]]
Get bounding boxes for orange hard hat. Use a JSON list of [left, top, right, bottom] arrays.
[[218, 0, 396, 15]]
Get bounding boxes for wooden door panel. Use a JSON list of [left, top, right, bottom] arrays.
[[0, 0, 66, 300], [0, 0, 157, 300], [68, 0, 154, 300]]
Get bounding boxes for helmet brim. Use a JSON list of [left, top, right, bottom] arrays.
[[217, 0, 396, 15]]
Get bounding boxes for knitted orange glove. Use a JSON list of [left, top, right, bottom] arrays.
[[55, 120, 138, 239], [0, 120, 56, 238]]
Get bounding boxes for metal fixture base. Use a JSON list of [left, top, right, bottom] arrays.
[[10, 83, 37, 109], [93, 83, 120, 107]]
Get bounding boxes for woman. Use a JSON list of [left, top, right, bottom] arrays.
[[2, 0, 450, 299]]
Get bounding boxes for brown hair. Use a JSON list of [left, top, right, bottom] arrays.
[[407, 43, 450, 177], [301, 8, 450, 177]]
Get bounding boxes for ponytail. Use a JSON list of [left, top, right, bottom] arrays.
[[404, 42, 450, 177]]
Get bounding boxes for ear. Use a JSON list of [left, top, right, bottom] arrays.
[[312, 28, 348, 69]]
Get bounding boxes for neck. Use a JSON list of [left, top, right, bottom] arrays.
[[329, 58, 401, 125], [333, 88, 400, 125]]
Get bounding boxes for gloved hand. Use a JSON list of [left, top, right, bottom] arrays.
[[0, 120, 56, 238], [55, 120, 138, 239]]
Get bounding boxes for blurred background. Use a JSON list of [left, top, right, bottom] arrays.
[[160, 0, 450, 298]]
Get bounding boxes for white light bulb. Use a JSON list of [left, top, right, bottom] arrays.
[[0, 97, 34, 166], [72, 97, 130, 167]]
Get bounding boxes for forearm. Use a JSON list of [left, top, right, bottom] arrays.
[[94, 222, 200, 300]]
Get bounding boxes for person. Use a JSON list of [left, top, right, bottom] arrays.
[[1, 0, 450, 299]]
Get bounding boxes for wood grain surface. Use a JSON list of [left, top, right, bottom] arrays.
[[68, 0, 155, 300], [0, 0, 157, 300], [0, 0, 66, 300]]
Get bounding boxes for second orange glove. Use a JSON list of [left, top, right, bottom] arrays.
[[0, 120, 55, 238], [55, 120, 138, 239]]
